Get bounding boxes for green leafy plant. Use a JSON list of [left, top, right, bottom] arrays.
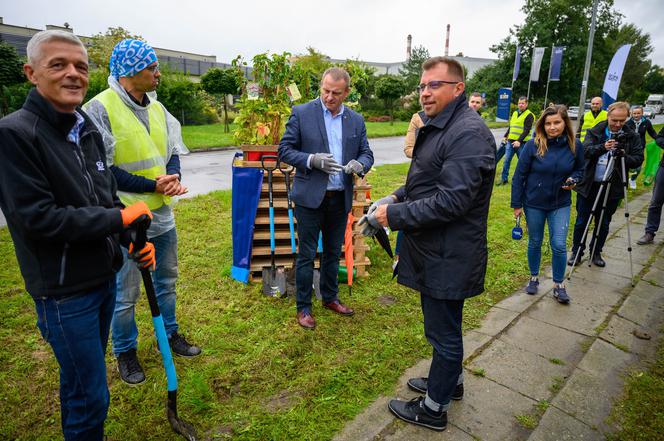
[[200, 67, 242, 133], [232, 53, 302, 146], [0, 40, 26, 116]]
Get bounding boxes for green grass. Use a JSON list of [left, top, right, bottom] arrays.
[[608, 326, 664, 441], [0, 161, 576, 440], [515, 413, 538, 429], [181, 119, 509, 150]]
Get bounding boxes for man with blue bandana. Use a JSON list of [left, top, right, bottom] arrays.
[[85, 39, 201, 386]]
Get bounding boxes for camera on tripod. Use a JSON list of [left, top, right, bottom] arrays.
[[610, 131, 627, 156]]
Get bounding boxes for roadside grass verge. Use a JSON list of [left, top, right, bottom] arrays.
[[181, 120, 509, 150], [0, 161, 563, 440]]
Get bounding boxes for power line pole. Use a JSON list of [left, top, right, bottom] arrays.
[[578, 0, 599, 132]]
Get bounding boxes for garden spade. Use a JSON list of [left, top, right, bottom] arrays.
[[130, 216, 197, 441], [261, 155, 287, 297], [278, 159, 297, 296]]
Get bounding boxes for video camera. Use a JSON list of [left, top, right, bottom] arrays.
[[609, 130, 627, 156]]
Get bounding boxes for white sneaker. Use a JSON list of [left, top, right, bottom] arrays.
[[629, 179, 636, 190]]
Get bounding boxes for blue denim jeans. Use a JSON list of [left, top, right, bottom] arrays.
[[645, 166, 664, 235], [112, 227, 179, 355], [524, 206, 570, 283], [294, 192, 347, 312], [420, 294, 464, 411], [501, 141, 522, 182], [35, 280, 116, 441]]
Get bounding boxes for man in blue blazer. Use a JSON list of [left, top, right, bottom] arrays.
[[278, 67, 374, 329]]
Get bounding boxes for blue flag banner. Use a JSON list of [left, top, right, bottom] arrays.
[[512, 46, 521, 83], [496, 88, 513, 122], [549, 46, 564, 81], [601, 44, 632, 108]]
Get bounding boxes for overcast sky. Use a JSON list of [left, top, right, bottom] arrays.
[[2, 0, 663, 65]]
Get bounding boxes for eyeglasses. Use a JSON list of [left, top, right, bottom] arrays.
[[416, 80, 458, 93], [145, 64, 160, 73]]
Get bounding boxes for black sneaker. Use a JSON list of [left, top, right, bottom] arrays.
[[388, 396, 447, 431], [168, 332, 201, 357], [406, 377, 464, 400], [117, 349, 146, 385]]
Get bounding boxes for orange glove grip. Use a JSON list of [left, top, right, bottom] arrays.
[[128, 242, 156, 271], [121, 201, 153, 227]]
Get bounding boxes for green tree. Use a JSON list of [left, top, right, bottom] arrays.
[[604, 23, 653, 104], [158, 68, 216, 125], [643, 65, 664, 95], [399, 45, 430, 92], [200, 67, 242, 132], [465, 0, 658, 110], [88, 27, 143, 72], [0, 40, 26, 115], [292, 47, 332, 100], [375, 74, 406, 124]]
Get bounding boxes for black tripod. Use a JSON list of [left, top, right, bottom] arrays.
[[567, 150, 635, 285]]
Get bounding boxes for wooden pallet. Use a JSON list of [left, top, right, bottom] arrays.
[[244, 160, 372, 281]]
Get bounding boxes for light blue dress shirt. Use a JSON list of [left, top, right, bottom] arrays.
[[321, 98, 345, 191]]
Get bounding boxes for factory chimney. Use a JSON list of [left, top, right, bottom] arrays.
[[406, 34, 412, 59], [444, 24, 450, 56]]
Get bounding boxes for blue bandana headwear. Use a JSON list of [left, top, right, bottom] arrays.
[[109, 39, 158, 79]]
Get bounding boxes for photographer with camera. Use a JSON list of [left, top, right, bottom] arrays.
[[568, 102, 644, 268], [511, 106, 584, 303]]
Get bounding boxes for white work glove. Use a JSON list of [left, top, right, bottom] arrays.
[[358, 212, 382, 237], [368, 195, 396, 216], [310, 153, 343, 175], [343, 159, 364, 175]]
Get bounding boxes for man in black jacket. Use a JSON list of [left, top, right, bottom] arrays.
[[363, 57, 495, 431], [0, 30, 153, 441], [568, 102, 644, 268]]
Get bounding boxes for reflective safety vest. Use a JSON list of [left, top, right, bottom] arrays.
[[94, 89, 170, 210], [579, 110, 607, 142], [508, 109, 534, 142]]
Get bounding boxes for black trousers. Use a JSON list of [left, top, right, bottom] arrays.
[[294, 192, 347, 311], [572, 182, 622, 255]]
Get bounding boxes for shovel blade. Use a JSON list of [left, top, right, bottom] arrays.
[[167, 407, 197, 441], [312, 269, 322, 300], [262, 266, 287, 297]]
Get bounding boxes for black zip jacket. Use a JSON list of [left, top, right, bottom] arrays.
[[0, 89, 125, 298], [575, 121, 644, 200], [624, 117, 658, 154]]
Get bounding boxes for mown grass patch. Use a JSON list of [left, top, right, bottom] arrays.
[[0, 161, 567, 440]]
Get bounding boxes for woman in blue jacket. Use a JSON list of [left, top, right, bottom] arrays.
[[511, 105, 585, 304]]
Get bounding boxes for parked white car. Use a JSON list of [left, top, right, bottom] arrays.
[[568, 106, 579, 120]]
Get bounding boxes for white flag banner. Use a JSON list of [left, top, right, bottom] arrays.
[[602, 44, 632, 107], [529, 47, 546, 82]]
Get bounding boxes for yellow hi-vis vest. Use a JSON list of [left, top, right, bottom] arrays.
[[579, 110, 607, 142], [508, 109, 534, 142], [94, 89, 170, 210]]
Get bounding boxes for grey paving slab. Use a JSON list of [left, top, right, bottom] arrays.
[[499, 316, 589, 366], [617, 282, 664, 328], [529, 406, 602, 441], [494, 285, 551, 314], [383, 421, 475, 441], [576, 338, 634, 376], [393, 359, 430, 398], [468, 339, 571, 401], [450, 374, 536, 441], [602, 242, 653, 265], [642, 265, 664, 287], [564, 278, 624, 308], [650, 255, 664, 271], [600, 314, 658, 358], [462, 330, 493, 360], [525, 295, 613, 336], [566, 267, 633, 292], [332, 396, 393, 441], [473, 306, 520, 337], [585, 253, 645, 280]]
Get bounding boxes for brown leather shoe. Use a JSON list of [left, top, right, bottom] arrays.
[[296, 311, 316, 329], [323, 300, 354, 316]]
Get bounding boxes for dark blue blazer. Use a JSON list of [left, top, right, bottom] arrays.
[[278, 99, 374, 213]]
